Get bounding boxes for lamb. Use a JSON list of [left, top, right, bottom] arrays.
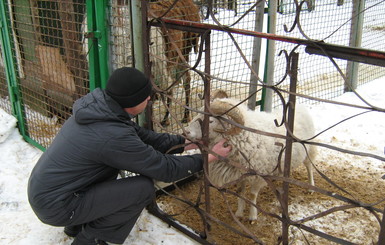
[[184, 91, 317, 222]]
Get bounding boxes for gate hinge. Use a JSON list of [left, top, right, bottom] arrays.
[[85, 31, 101, 39]]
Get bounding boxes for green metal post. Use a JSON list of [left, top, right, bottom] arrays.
[[261, 0, 277, 112], [94, 0, 110, 88], [86, 0, 99, 90], [87, 0, 110, 90], [0, 0, 28, 137]]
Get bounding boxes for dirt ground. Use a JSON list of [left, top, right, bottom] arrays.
[[156, 148, 385, 245]]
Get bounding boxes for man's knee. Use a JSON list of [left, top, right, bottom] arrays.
[[135, 176, 156, 205]]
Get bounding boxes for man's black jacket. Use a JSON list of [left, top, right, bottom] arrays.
[[27, 88, 202, 224]]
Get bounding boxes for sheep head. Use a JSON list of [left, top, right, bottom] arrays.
[[185, 98, 245, 141], [211, 89, 229, 100], [210, 100, 244, 136]]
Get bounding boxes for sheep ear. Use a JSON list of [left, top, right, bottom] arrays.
[[211, 89, 228, 100], [210, 100, 244, 135]]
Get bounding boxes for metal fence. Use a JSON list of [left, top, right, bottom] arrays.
[[273, 0, 385, 107], [0, 46, 12, 114], [1, 0, 385, 244], [2, 0, 383, 147], [0, 0, 90, 148]]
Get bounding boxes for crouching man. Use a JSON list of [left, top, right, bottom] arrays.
[[27, 67, 231, 245]]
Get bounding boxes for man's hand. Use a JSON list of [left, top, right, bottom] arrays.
[[184, 139, 201, 151], [208, 139, 232, 163]]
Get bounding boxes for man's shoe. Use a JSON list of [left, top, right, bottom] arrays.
[[64, 224, 83, 237], [71, 230, 108, 245]]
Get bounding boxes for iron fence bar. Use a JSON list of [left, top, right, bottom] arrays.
[[202, 30, 211, 239], [305, 43, 385, 67], [379, 205, 385, 244], [281, 52, 299, 245], [294, 223, 356, 245], [146, 201, 212, 245], [155, 17, 385, 66], [141, 0, 154, 131]]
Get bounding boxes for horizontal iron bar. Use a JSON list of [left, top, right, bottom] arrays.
[[154, 18, 385, 66], [306, 43, 385, 67]]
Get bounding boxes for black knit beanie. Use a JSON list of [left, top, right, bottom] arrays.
[[106, 67, 152, 108]]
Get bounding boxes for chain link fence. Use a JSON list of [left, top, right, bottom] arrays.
[[273, 0, 385, 107], [0, 0, 89, 148], [2, 0, 383, 147], [0, 47, 11, 114], [1, 0, 385, 244]]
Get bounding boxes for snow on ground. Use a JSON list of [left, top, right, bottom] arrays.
[[0, 107, 199, 245]]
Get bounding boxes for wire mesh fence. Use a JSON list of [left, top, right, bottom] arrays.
[[1, 0, 385, 244], [149, 0, 261, 134], [148, 0, 385, 135], [0, 0, 89, 148], [273, 0, 385, 107], [359, 0, 385, 85], [0, 47, 12, 114], [109, 1, 133, 70], [145, 1, 385, 244]]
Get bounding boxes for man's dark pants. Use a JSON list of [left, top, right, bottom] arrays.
[[68, 175, 155, 244]]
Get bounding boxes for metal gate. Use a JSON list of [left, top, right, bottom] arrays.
[[1, 0, 385, 244]]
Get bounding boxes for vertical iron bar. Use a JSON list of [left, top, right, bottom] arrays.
[[281, 52, 299, 245], [378, 206, 385, 244], [202, 30, 211, 238]]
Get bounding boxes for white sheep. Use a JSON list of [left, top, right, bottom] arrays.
[[184, 91, 317, 222]]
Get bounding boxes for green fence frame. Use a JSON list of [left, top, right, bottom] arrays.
[[0, 0, 30, 145], [86, 0, 110, 90], [0, 0, 112, 150]]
